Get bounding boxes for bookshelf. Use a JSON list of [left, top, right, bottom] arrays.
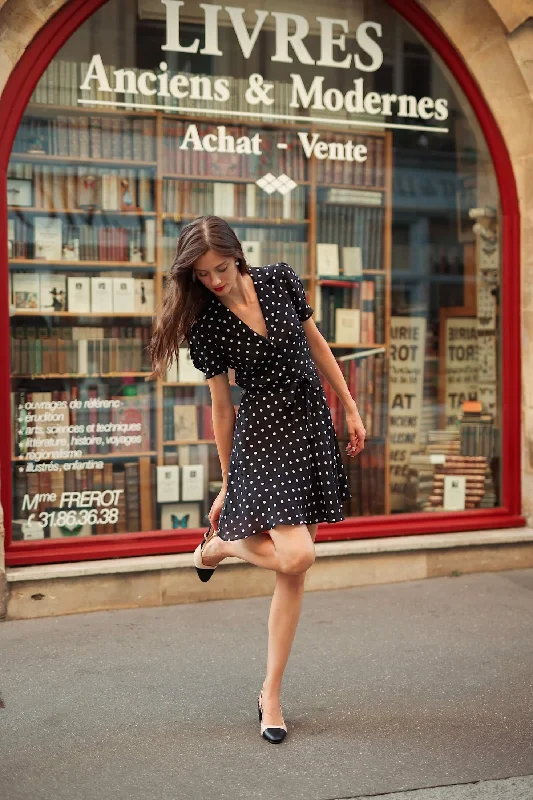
[[8, 97, 392, 542]]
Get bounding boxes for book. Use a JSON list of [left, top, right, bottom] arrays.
[[8, 219, 15, 258], [241, 240, 261, 266], [134, 279, 154, 313], [67, 276, 91, 312], [90, 277, 114, 313], [13, 273, 39, 309], [112, 277, 135, 312], [34, 217, 62, 261], [173, 404, 198, 441], [77, 172, 102, 208], [316, 243, 339, 276], [181, 464, 205, 501], [213, 182, 234, 216], [166, 357, 178, 383], [40, 273, 66, 312], [145, 218, 156, 263], [179, 347, 206, 383], [62, 227, 80, 261], [335, 308, 361, 344], [342, 247, 363, 277], [156, 465, 180, 503], [326, 188, 383, 205], [443, 475, 466, 510], [111, 393, 151, 453]]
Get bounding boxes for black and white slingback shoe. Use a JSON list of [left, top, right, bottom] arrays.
[[193, 525, 220, 582], [257, 689, 287, 743]]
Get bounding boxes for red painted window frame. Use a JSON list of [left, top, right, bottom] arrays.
[[0, 0, 525, 566]]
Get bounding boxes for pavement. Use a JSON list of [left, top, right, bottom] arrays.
[[1, 567, 533, 800]]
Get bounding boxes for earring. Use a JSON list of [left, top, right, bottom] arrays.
[[191, 272, 197, 282], [236, 259, 240, 267]]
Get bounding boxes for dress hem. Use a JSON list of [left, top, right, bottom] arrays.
[[217, 510, 348, 541]]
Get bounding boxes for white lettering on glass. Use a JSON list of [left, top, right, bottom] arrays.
[[77, 2, 450, 129]]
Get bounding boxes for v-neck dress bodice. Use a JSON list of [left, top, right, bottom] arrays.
[[188, 261, 350, 540]]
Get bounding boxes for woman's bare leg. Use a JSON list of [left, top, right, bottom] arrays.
[[201, 522, 316, 574], [201, 530, 282, 571], [260, 523, 318, 727]]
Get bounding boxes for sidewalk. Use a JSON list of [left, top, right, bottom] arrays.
[[1, 568, 533, 800]]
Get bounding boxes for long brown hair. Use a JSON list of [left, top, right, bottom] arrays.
[[149, 215, 250, 378]]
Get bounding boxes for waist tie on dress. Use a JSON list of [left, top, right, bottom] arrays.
[[245, 374, 322, 439]]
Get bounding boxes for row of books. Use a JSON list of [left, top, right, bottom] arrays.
[[162, 120, 308, 180], [315, 134, 385, 187], [11, 273, 155, 314], [342, 442, 386, 516], [458, 408, 498, 459], [317, 205, 384, 272], [162, 227, 308, 276], [162, 180, 307, 221], [11, 325, 152, 375], [321, 352, 388, 440], [13, 384, 152, 458], [13, 115, 156, 162], [8, 162, 154, 212], [13, 458, 155, 535], [9, 218, 156, 263], [318, 279, 384, 344]]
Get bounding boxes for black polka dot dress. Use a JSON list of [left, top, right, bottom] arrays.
[[188, 262, 351, 541]]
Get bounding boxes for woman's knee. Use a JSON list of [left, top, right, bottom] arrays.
[[279, 546, 315, 575]]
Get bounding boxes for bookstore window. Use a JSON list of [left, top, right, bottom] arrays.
[[6, 0, 503, 549]]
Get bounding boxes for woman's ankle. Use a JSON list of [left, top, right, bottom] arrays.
[[262, 680, 282, 697]]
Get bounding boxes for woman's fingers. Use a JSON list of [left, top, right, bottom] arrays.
[[345, 424, 366, 456]]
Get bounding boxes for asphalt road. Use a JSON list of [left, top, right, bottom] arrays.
[[1, 568, 533, 800]]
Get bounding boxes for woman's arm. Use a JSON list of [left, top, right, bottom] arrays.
[[207, 372, 236, 491], [205, 372, 235, 529], [302, 317, 366, 456]]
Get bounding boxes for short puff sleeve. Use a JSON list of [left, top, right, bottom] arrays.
[[188, 320, 228, 380], [277, 262, 314, 322]]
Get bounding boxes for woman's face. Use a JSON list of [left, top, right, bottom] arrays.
[[193, 250, 240, 297]]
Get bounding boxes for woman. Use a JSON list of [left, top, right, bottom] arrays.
[[150, 215, 366, 744]]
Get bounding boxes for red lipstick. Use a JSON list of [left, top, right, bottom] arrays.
[[213, 285, 225, 293]]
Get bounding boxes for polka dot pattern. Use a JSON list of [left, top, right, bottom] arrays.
[[188, 262, 351, 540]]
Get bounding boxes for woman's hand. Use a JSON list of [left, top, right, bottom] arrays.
[[208, 488, 227, 530], [345, 407, 366, 457]]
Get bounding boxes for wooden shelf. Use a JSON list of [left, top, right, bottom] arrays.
[[164, 439, 215, 445], [162, 212, 309, 226], [12, 310, 153, 317], [10, 259, 156, 269], [317, 181, 385, 192], [12, 450, 157, 462], [161, 110, 388, 138], [12, 372, 151, 380], [24, 104, 388, 138], [26, 103, 158, 118], [162, 382, 208, 387], [326, 342, 386, 349], [8, 207, 156, 216], [318, 271, 385, 284], [10, 153, 156, 167], [163, 173, 311, 186]]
